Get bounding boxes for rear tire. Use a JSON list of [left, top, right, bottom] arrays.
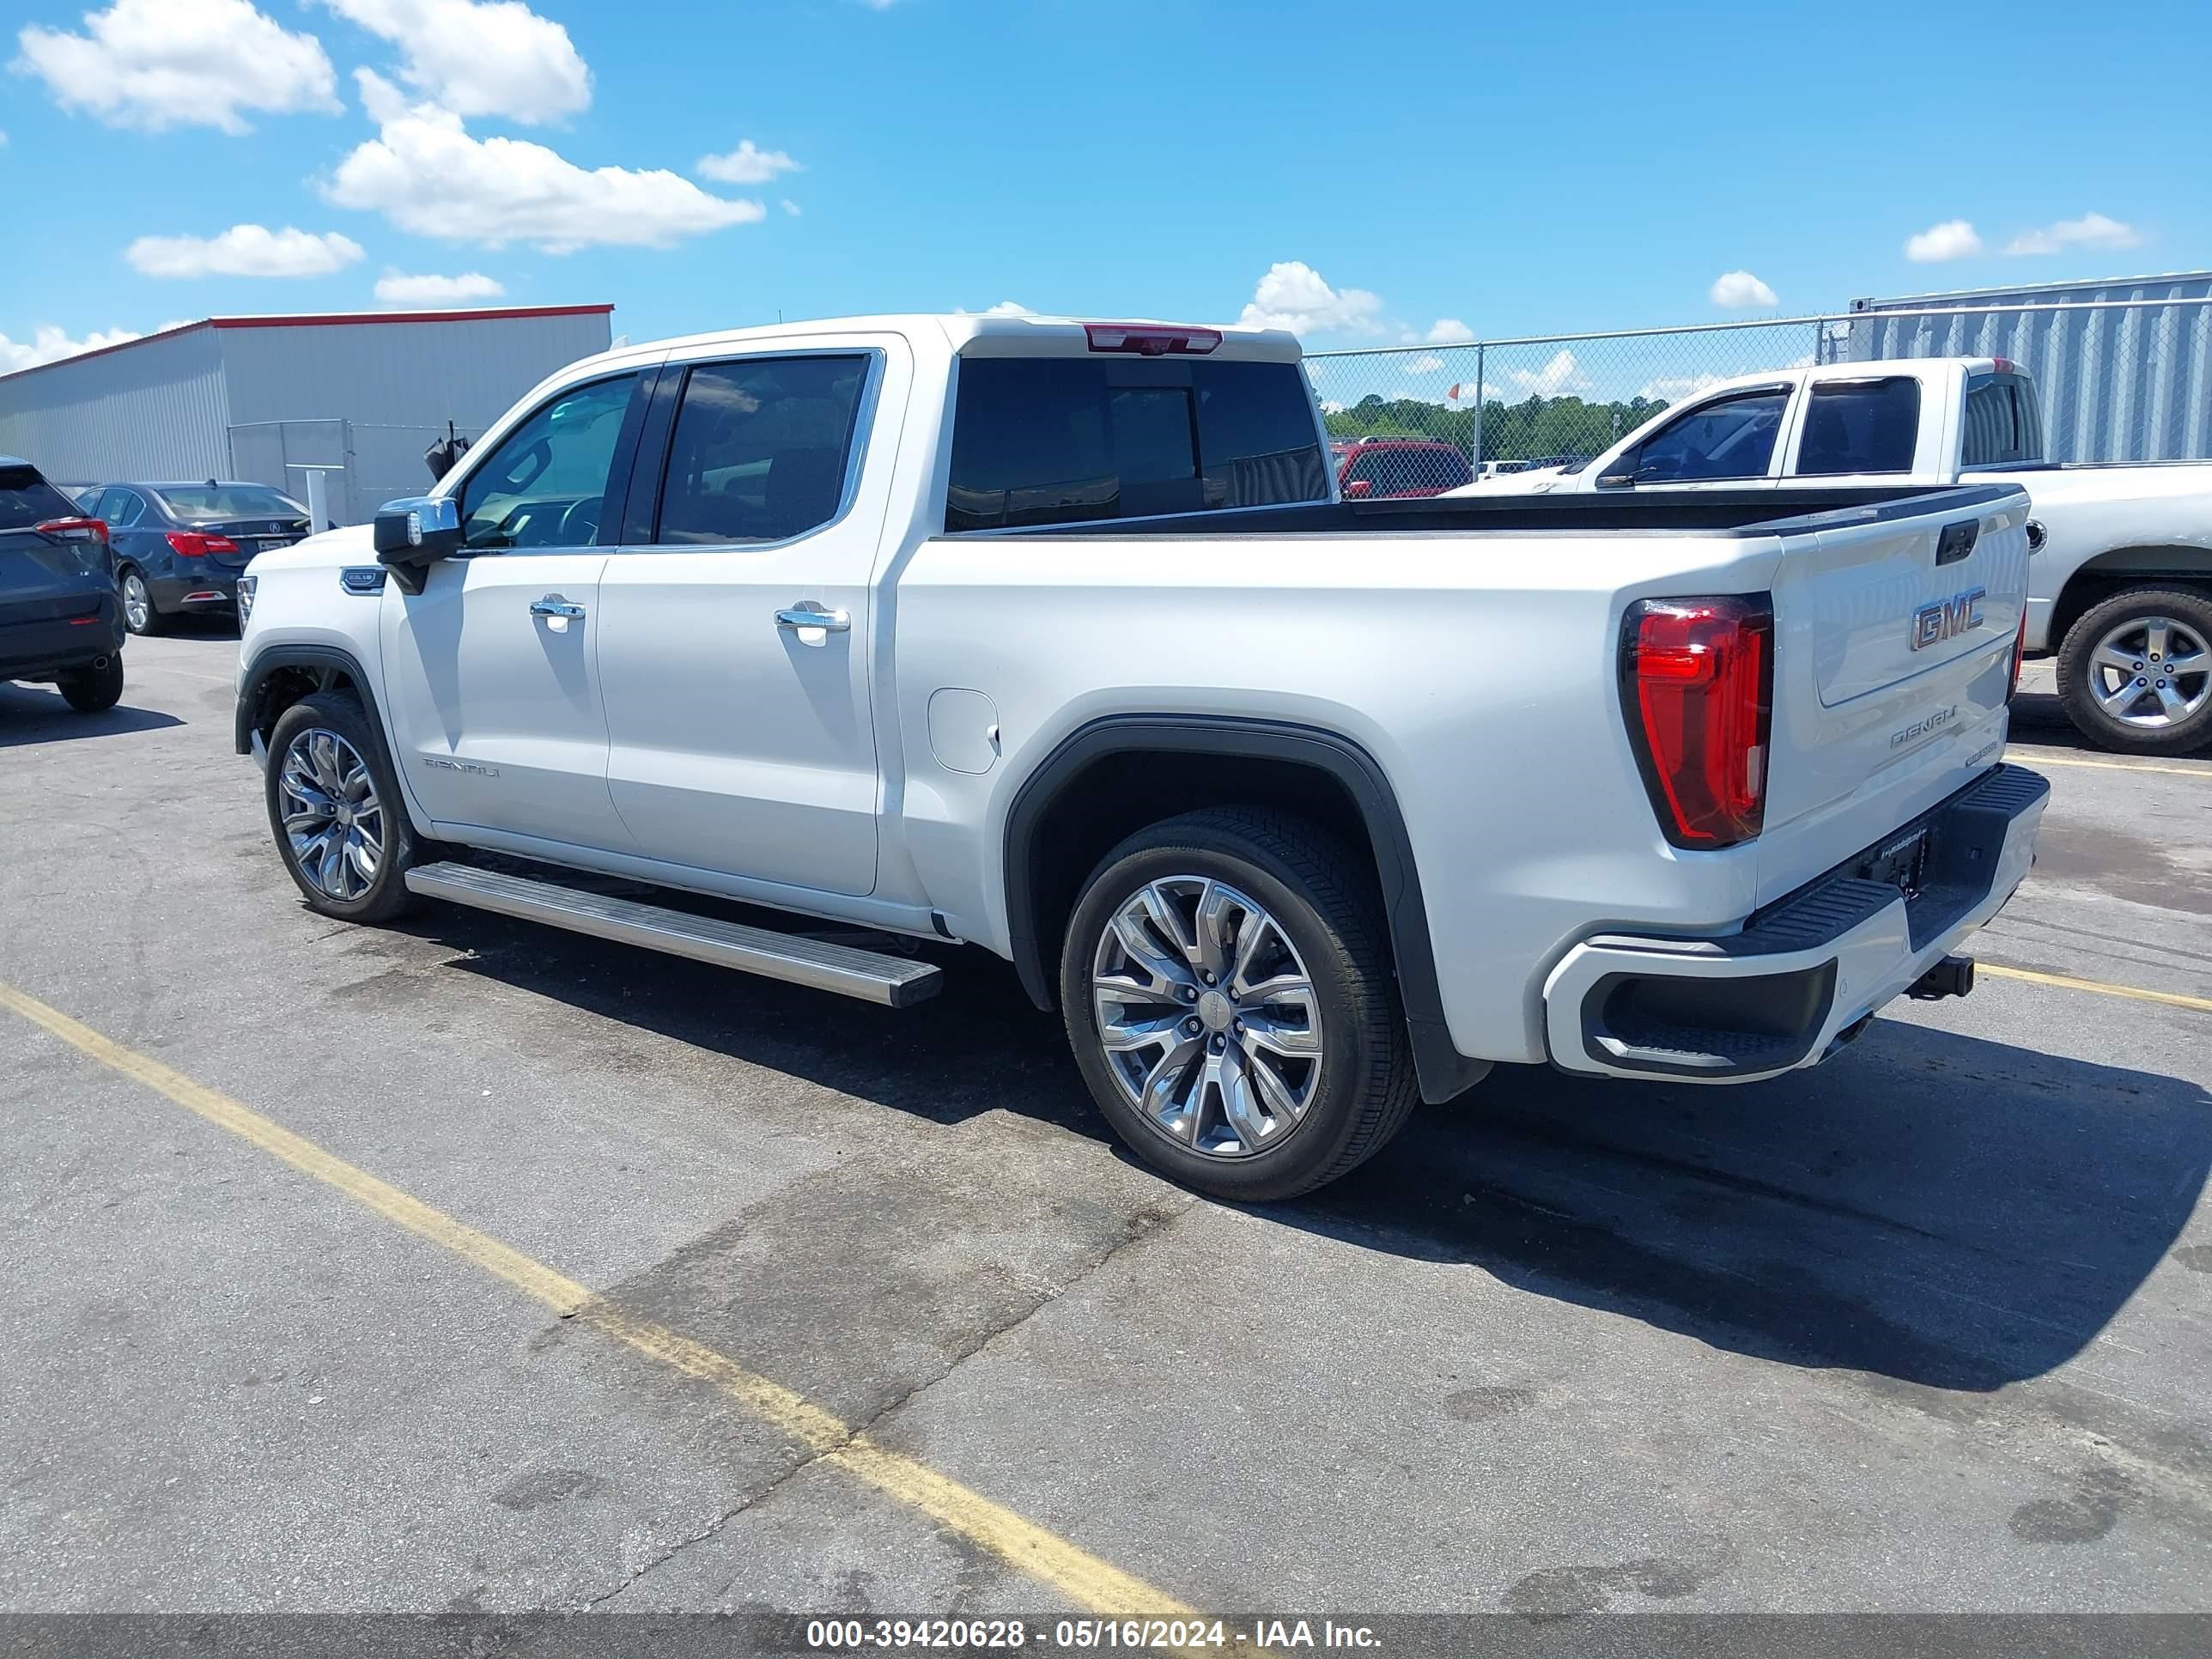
[[118, 568, 163, 636], [265, 692, 422, 923], [1058, 806, 1419, 1202], [57, 657, 124, 714], [2055, 586, 2212, 756]]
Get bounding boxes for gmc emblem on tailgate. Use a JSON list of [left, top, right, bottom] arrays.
[[1910, 586, 1984, 651]]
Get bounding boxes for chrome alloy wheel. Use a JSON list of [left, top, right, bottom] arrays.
[[121, 571, 150, 632], [278, 728, 386, 902], [1090, 875, 1324, 1160], [2087, 614, 2210, 729]]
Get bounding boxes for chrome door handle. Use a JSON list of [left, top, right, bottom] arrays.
[[531, 598, 585, 619], [776, 606, 850, 633]]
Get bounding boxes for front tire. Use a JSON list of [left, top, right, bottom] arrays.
[[2056, 587, 2212, 756], [1058, 806, 1419, 1202], [57, 657, 124, 713], [265, 692, 422, 923]]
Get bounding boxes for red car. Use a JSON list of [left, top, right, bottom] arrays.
[[1332, 438, 1474, 499]]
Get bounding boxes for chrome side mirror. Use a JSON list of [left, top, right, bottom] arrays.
[[373, 496, 461, 592]]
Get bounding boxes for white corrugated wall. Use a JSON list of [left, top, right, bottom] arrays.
[[1841, 271, 2212, 464], [217, 309, 613, 521], [0, 325, 231, 484]]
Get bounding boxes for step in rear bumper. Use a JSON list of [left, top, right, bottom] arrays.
[[1542, 763, 2049, 1083]]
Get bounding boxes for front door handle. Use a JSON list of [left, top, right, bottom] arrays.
[[531, 597, 586, 619], [775, 605, 850, 633]]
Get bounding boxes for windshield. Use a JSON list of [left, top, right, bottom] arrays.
[[152, 484, 310, 521]]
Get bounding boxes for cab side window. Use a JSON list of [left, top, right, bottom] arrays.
[[653, 356, 870, 545], [459, 374, 639, 550], [1796, 377, 1921, 475], [1961, 374, 2044, 467], [1608, 389, 1789, 484]]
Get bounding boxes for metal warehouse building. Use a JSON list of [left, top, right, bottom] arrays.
[[1838, 270, 2212, 464], [0, 304, 614, 526]]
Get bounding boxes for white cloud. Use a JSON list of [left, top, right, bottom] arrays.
[[779, 198, 802, 217], [1403, 354, 1444, 375], [1709, 270, 1778, 309], [1508, 349, 1592, 397], [1423, 318, 1474, 344], [326, 71, 763, 252], [1238, 261, 1384, 337], [954, 301, 1035, 317], [696, 140, 800, 185], [374, 269, 504, 304], [2004, 211, 2142, 257], [127, 223, 363, 278], [1317, 398, 1345, 416], [316, 0, 587, 125], [0, 322, 173, 372], [15, 0, 338, 134], [1639, 371, 1726, 404], [1905, 219, 1982, 263]]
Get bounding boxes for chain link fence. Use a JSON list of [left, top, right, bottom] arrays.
[[1304, 298, 2212, 491], [228, 417, 486, 527]]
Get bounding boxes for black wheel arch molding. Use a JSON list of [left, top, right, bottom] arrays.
[[1001, 714, 1491, 1105], [234, 642, 399, 769]]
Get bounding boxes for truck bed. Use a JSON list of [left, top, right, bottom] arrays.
[[966, 483, 2021, 538]]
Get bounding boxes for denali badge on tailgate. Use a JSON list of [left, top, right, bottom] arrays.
[[1910, 586, 1984, 651]]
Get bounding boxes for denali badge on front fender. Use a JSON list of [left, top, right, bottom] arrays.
[[1911, 587, 1985, 650], [423, 757, 499, 777]]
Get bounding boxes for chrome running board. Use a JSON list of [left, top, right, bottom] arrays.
[[404, 861, 941, 1008]]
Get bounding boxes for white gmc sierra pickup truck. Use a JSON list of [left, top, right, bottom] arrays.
[[234, 314, 2048, 1200], [1449, 356, 2212, 754]]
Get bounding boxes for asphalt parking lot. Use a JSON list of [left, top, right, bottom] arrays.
[[3, 637, 2209, 1630]]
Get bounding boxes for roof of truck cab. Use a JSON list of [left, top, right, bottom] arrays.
[[583, 313, 1304, 368], [1676, 358, 2004, 402]]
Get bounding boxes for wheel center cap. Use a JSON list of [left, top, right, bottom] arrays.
[[1197, 990, 1234, 1032], [335, 805, 354, 828]]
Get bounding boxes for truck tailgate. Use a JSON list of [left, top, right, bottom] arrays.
[[1759, 487, 2031, 899]]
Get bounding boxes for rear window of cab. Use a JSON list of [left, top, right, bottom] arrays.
[[945, 357, 1328, 532]]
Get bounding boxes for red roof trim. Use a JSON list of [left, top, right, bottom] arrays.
[[208, 304, 615, 330], [0, 304, 613, 387]]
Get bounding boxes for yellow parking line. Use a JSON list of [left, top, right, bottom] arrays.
[[2011, 752, 2212, 779], [0, 978, 1199, 1622], [1980, 963, 2212, 1013]]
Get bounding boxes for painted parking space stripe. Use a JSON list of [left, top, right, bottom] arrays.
[[2008, 750, 2212, 779], [0, 977, 1201, 1624], [1981, 963, 2212, 1013]]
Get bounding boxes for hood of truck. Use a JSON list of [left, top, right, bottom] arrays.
[[248, 522, 376, 572]]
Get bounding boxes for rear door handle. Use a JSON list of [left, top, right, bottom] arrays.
[[531, 597, 586, 619], [775, 606, 850, 633]]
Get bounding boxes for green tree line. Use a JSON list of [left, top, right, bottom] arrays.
[[1323, 392, 1674, 464]]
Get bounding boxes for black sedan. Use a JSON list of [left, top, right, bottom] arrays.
[[88, 481, 311, 635]]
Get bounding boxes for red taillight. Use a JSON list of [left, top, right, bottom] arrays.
[[2008, 609, 2027, 702], [1083, 323, 1221, 356], [34, 516, 107, 546], [166, 531, 239, 557], [1621, 596, 1774, 848]]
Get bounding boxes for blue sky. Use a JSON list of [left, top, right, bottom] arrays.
[[3, 0, 2207, 372]]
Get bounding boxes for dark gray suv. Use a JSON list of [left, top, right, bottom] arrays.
[[0, 456, 125, 712]]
